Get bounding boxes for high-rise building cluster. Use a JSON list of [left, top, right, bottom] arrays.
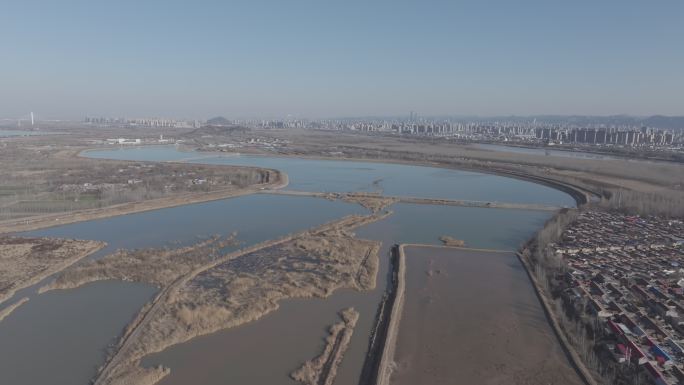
[[83, 115, 683, 148], [286, 118, 681, 147], [536, 127, 674, 146], [85, 117, 200, 129]]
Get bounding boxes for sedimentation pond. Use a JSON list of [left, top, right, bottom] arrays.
[[392, 245, 584, 385], [141, 203, 552, 385], [0, 146, 577, 385]]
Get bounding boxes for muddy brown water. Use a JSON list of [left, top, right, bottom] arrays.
[[143, 204, 553, 385], [0, 145, 575, 385], [392, 245, 584, 385]]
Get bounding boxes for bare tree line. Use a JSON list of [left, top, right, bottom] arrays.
[[0, 144, 272, 221], [598, 188, 684, 218]]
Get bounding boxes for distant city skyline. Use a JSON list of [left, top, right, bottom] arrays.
[[2, 1, 683, 119]]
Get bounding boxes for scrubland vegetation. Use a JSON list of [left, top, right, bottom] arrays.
[[0, 297, 29, 322], [340, 193, 398, 213], [439, 236, 466, 247], [0, 236, 105, 306], [0, 142, 276, 222], [291, 307, 359, 385], [87, 213, 386, 385], [41, 234, 238, 293]]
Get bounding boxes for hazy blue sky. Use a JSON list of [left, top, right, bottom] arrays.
[[1, 0, 683, 119]]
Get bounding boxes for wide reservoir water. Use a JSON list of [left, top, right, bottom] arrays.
[[142, 203, 552, 385], [85, 146, 576, 207], [0, 195, 365, 385], [0, 146, 574, 385]]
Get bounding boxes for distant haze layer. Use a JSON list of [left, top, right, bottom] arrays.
[[1, 1, 683, 119]]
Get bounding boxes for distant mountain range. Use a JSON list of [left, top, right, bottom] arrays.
[[206, 116, 232, 126], [639, 116, 684, 130], [185, 117, 250, 137]]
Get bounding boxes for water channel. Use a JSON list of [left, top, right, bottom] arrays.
[[0, 145, 574, 385]]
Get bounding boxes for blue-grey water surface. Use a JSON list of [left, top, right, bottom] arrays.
[[85, 146, 576, 207], [1, 145, 568, 385], [0, 195, 364, 385], [143, 203, 551, 385]]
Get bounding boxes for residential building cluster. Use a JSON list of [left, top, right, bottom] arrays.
[[537, 127, 675, 146], [273, 118, 682, 147], [214, 118, 310, 129], [554, 211, 684, 385]]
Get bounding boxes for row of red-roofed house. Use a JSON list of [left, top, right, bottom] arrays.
[[644, 361, 669, 385], [606, 316, 684, 384]]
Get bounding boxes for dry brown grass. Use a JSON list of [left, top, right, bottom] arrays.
[[94, 214, 384, 385], [291, 307, 360, 385], [41, 234, 238, 293], [0, 297, 29, 323], [341, 193, 398, 213], [439, 236, 465, 247], [0, 141, 277, 223], [0, 236, 105, 305]]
